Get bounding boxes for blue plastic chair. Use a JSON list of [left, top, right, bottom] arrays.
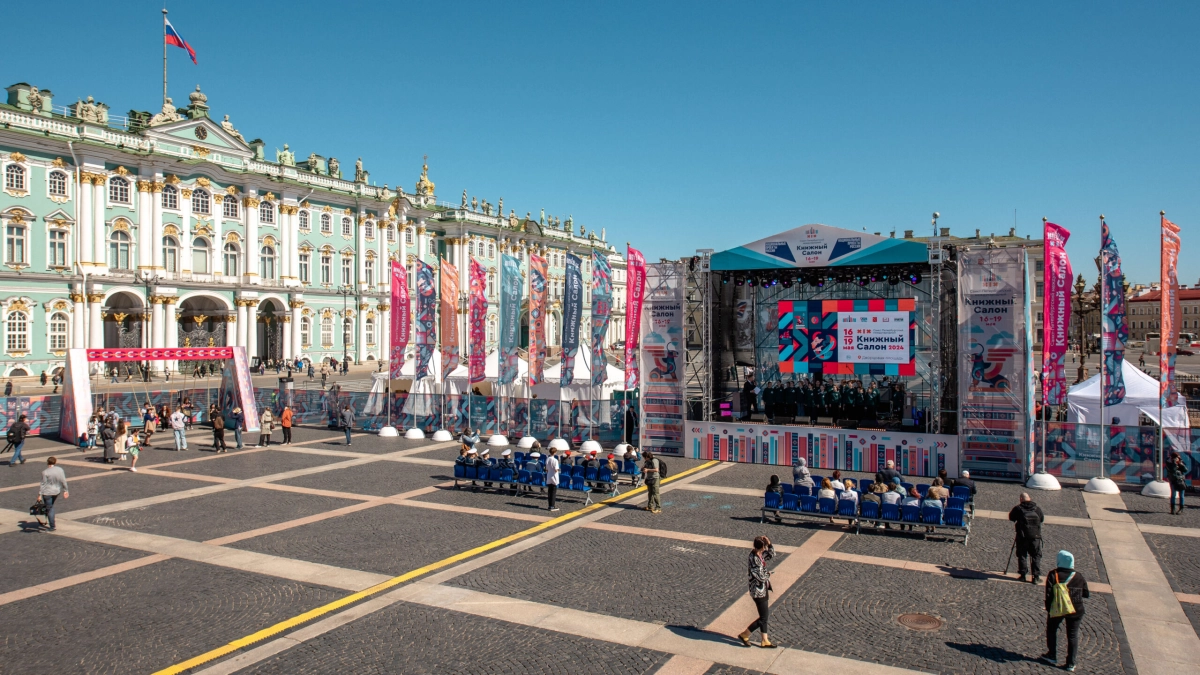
[[597, 467, 615, 487], [901, 505, 921, 523], [951, 486, 972, 500], [920, 506, 943, 525], [799, 495, 819, 512], [518, 469, 531, 485], [917, 483, 931, 498], [571, 475, 592, 503], [881, 503, 900, 521], [764, 491, 782, 510], [781, 483, 794, 495], [570, 465, 584, 479], [946, 497, 967, 511], [497, 467, 514, 485], [584, 467, 598, 482], [514, 452, 525, 466], [794, 485, 812, 497], [464, 465, 478, 480], [901, 482, 915, 492], [818, 497, 836, 515], [861, 481, 873, 493], [453, 464, 466, 481], [861, 500, 881, 519], [837, 499, 858, 518], [532, 471, 546, 487], [944, 508, 966, 527], [476, 466, 490, 482], [782, 493, 799, 512]]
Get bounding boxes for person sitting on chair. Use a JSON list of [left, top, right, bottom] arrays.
[[460, 428, 479, 454], [952, 470, 977, 498], [766, 474, 784, 523], [525, 451, 542, 473], [792, 457, 815, 491], [830, 470, 845, 491]]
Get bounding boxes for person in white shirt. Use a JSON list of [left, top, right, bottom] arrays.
[[169, 409, 187, 451], [829, 470, 845, 491], [545, 447, 561, 512]]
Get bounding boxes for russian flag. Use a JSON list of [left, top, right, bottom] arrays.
[[164, 19, 197, 64]]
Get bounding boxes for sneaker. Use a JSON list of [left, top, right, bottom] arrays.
[[1064, 665, 1075, 672], [1018, 574, 1027, 583], [130, 467, 137, 472], [1031, 576, 1040, 584], [549, 508, 560, 512]]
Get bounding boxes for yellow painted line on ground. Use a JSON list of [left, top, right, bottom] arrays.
[[153, 460, 719, 675]]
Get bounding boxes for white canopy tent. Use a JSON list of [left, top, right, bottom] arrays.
[[445, 351, 531, 397], [532, 359, 626, 401], [1067, 359, 1189, 428]]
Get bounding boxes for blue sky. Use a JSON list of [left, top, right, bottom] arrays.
[[7, 1, 1197, 283]]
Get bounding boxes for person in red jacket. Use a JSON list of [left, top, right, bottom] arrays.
[[280, 406, 294, 445]]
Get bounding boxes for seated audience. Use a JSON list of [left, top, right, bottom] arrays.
[[817, 478, 837, 501], [792, 457, 816, 490], [830, 470, 845, 491], [926, 477, 949, 501], [766, 474, 784, 523], [952, 470, 977, 497], [879, 459, 902, 484]]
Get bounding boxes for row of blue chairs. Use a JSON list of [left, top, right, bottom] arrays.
[[511, 452, 644, 486], [761, 492, 971, 544], [452, 463, 618, 505]]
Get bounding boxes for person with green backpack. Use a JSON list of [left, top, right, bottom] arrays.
[[1041, 549, 1090, 672]]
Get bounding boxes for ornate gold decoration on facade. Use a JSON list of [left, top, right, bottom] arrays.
[[378, 304, 390, 312], [180, 188, 193, 199], [112, 312, 128, 323], [344, 207, 353, 215], [194, 224, 212, 236], [321, 308, 333, 319], [196, 177, 211, 188], [226, 185, 238, 195], [289, 299, 305, 309], [163, 224, 180, 236], [415, 158, 435, 196], [115, 166, 129, 176], [366, 310, 376, 320], [164, 296, 177, 305], [191, 145, 211, 158], [87, 293, 105, 303], [262, 235, 277, 246], [358, 302, 370, 311], [51, 157, 66, 168], [243, 196, 260, 208], [263, 192, 275, 202], [137, 180, 154, 193], [8, 152, 26, 163], [280, 315, 291, 323], [112, 219, 131, 232], [52, 300, 67, 310], [416, 226, 427, 235], [69, 293, 84, 303], [151, 181, 164, 193], [322, 205, 333, 213], [225, 314, 236, 323], [225, 232, 241, 243], [165, 174, 180, 185]]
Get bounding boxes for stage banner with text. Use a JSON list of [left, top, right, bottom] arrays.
[[499, 254, 521, 386], [561, 253, 583, 387], [777, 299, 916, 376], [591, 250, 613, 388], [1101, 222, 1129, 405], [469, 257, 487, 384], [958, 248, 1030, 480], [1161, 215, 1182, 409], [390, 260, 410, 379], [414, 260, 437, 381], [624, 245, 646, 390], [640, 262, 685, 455], [529, 254, 548, 386], [440, 259, 460, 380], [1042, 222, 1072, 406]]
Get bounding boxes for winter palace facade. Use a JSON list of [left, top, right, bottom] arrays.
[[0, 81, 626, 376]]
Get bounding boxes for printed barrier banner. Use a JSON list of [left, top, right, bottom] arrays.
[[469, 257, 487, 384], [640, 263, 685, 455], [1042, 222, 1072, 406], [390, 260, 410, 379], [685, 421, 958, 477], [1101, 222, 1128, 405], [414, 260, 437, 381], [777, 299, 916, 375], [958, 247, 1030, 480], [529, 254, 548, 386], [561, 253, 583, 386], [499, 254, 521, 385], [84, 347, 234, 362], [440, 260, 460, 379], [590, 250, 613, 388], [1039, 421, 1199, 486], [1161, 215, 1182, 408], [624, 246, 646, 390]]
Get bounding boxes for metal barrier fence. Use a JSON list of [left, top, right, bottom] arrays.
[[1033, 421, 1198, 486]]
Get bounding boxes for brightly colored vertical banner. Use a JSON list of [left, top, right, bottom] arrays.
[[1101, 221, 1128, 405], [528, 254, 548, 386], [640, 262, 685, 455], [624, 245, 647, 390], [389, 260, 410, 379], [1161, 215, 1182, 408], [468, 257, 487, 384], [499, 254, 521, 385], [1042, 222, 1073, 406], [561, 252, 583, 386], [590, 250, 613, 388], [414, 260, 437, 380], [439, 259, 460, 380]]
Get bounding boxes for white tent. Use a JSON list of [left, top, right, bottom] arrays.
[[1067, 359, 1189, 428], [446, 351, 530, 397], [532, 359, 626, 401]]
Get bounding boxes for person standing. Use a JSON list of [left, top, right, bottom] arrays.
[[169, 407, 187, 451], [280, 406, 293, 445], [36, 456, 68, 531], [545, 446, 560, 512], [340, 404, 355, 446], [643, 450, 662, 513], [259, 408, 274, 447], [1010, 492, 1046, 583], [230, 407, 245, 449], [1167, 452, 1188, 515], [100, 422, 117, 462], [211, 410, 228, 453], [7, 413, 30, 465], [1040, 550, 1089, 672], [737, 535, 777, 648]]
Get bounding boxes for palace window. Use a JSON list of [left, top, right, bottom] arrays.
[[5, 164, 26, 191], [341, 257, 353, 285], [192, 188, 210, 214], [487, 270, 496, 297], [366, 317, 376, 345], [467, 241, 475, 257], [109, 176, 130, 204], [259, 201, 275, 224], [386, 225, 394, 242], [298, 210, 309, 230], [162, 184, 178, 210], [487, 317, 496, 343], [300, 316, 311, 347], [343, 318, 353, 346], [488, 243, 495, 258], [298, 253, 311, 283], [48, 170, 68, 197], [321, 213, 332, 233], [109, 231, 131, 269], [223, 242, 240, 276], [4, 224, 26, 264], [405, 227, 414, 245], [320, 316, 333, 346], [364, 259, 375, 287], [320, 254, 332, 284], [364, 221, 374, 239], [428, 239, 437, 256], [341, 217, 352, 236], [260, 246, 277, 279], [192, 237, 210, 274], [223, 196, 239, 219], [48, 229, 67, 267], [163, 236, 179, 273], [49, 312, 69, 351], [5, 310, 29, 352]]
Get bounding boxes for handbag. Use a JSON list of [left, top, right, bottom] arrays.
[[29, 500, 48, 517]]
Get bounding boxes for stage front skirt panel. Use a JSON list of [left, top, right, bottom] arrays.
[[777, 298, 916, 376], [685, 422, 958, 478]]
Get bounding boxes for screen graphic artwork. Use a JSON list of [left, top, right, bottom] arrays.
[[777, 299, 916, 375]]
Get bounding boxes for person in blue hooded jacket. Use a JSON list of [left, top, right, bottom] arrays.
[[1040, 550, 1089, 672]]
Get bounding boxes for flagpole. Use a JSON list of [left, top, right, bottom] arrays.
[[1098, 216, 1106, 483], [1086, 216, 1119, 493], [162, 8, 169, 105], [1143, 211, 1173, 498], [1159, 211, 1165, 484]]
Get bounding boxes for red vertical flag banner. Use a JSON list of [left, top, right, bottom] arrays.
[[1042, 223, 1072, 406], [468, 257, 488, 384], [1161, 215, 1182, 408], [389, 260, 410, 379], [528, 254, 548, 386], [439, 259, 460, 380], [624, 245, 647, 390]]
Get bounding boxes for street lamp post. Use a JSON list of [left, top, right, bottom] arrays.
[[1074, 274, 1089, 383], [336, 285, 353, 375], [142, 271, 165, 380]]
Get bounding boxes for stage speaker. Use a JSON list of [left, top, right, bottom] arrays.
[[816, 416, 835, 426], [774, 416, 794, 425], [748, 414, 767, 423], [839, 419, 858, 429]]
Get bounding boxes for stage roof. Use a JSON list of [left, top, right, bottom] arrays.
[[711, 224, 931, 271]]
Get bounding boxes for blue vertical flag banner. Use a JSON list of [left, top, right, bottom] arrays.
[[561, 253, 583, 387], [590, 251, 613, 388], [499, 254, 521, 386], [414, 260, 437, 380], [1101, 221, 1128, 406]]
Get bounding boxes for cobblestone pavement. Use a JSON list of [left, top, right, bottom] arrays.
[[833, 517, 1108, 582], [274, 460, 450, 497], [605, 491, 820, 548], [1143, 532, 1200, 595], [769, 559, 1132, 675], [410, 481, 597, 515], [238, 600, 672, 675], [1119, 490, 1200, 528], [0, 530, 148, 595], [0, 470, 213, 513], [0, 558, 341, 675], [1184, 602, 1200, 640], [166, 447, 353, 479], [0, 459, 106, 489], [450, 527, 759, 627], [973, 483, 1090, 520]]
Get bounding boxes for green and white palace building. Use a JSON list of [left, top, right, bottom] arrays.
[[0, 81, 626, 376]]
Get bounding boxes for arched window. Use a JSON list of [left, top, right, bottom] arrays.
[[162, 236, 179, 273], [298, 210, 309, 230], [162, 184, 178, 209], [386, 225, 394, 242], [487, 317, 496, 343], [467, 241, 475, 257], [192, 237, 210, 274], [343, 317, 353, 346], [109, 231, 131, 269], [48, 170, 68, 197], [192, 189, 210, 214], [320, 213, 332, 233], [428, 239, 437, 256], [488, 243, 495, 258], [341, 257, 353, 285], [223, 196, 239, 219], [108, 176, 130, 204], [487, 270, 496, 297], [405, 227, 414, 245], [4, 223, 26, 264], [223, 242, 240, 276], [5, 164, 26, 191], [364, 221, 374, 239], [364, 259, 375, 287], [259, 201, 275, 224], [260, 245, 276, 279], [341, 217, 352, 236], [320, 316, 333, 346], [49, 312, 69, 351], [5, 310, 29, 352], [366, 317, 376, 345], [48, 229, 67, 267], [300, 316, 311, 347]]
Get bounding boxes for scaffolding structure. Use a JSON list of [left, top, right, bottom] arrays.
[[683, 251, 713, 421]]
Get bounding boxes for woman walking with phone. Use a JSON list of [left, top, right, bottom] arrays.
[[737, 535, 777, 649]]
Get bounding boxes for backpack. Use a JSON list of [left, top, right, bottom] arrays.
[[4, 427, 13, 443], [656, 458, 669, 479], [1048, 571, 1076, 618]]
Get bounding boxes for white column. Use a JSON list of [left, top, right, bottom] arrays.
[[78, 177, 93, 265], [378, 221, 388, 293], [151, 297, 165, 349], [416, 221, 426, 267], [93, 176, 107, 267], [246, 302, 259, 360], [279, 205, 292, 282], [244, 192, 259, 283], [290, 300, 303, 360], [88, 294, 104, 348], [71, 294, 86, 349], [164, 298, 178, 372], [137, 180, 153, 270], [212, 196, 224, 278], [380, 304, 390, 364], [282, 316, 293, 361], [180, 189, 193, 275], [151, 180, 164, 271], [235, 301, 248, 347], [357, 212, 367, 293]]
